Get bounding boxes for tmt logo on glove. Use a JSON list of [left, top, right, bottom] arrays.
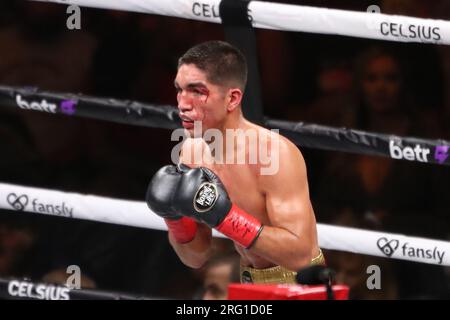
[[194, 182, 218, 213]]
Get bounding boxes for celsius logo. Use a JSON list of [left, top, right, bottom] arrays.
[[8, 280, 70, 300], [380, 23, 441, 41], [15, 95, 77, 115], [434, 145, 449, 164]]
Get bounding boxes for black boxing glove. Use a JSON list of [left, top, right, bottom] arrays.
[[172, 167, 264, 249], [146, 165, 197, 243]]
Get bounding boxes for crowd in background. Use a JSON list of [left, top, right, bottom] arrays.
[[0, 0, 449, 299]]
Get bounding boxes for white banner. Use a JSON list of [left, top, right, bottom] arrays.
[[33, 0, 222, 23], [0, 182, 167, 231], [32, 0, 450, 45], [318, 224, 449, 266], [1, 182, 448, 266]]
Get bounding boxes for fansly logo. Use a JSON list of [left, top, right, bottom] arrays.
[[8, 280, 70, 300], [377, 237, 399, 257], [194, 182, 218, 213], [389, 140, 430, 162], [6, 193, 73, 218], [377, 237, 445, 264], [7, 193, 28, 211]]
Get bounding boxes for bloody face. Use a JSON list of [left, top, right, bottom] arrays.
[[175, 64, 228, 135]]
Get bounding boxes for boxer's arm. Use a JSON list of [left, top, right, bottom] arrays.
[[168, 140, 213, 268], [168, 222, 213, 268], [248, 142, 319, 271]]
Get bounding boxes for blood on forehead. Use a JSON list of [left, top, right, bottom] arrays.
[[187, 83, 210, 95], [176, 81, 210, 105]]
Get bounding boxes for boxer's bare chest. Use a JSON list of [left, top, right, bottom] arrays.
[[203, 163, 275, 268], [203, 163, 269, 223]]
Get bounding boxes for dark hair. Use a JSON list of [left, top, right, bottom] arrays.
[[178, 41, 247, 91]]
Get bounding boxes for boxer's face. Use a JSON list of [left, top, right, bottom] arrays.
[[175, 64, 229, 134]]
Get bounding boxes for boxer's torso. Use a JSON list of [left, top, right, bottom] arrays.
[[183, 123, 281, 268], [204, 162, 275, 268]]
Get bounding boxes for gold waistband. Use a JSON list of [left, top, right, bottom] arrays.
[[240, 249, 325, 284]]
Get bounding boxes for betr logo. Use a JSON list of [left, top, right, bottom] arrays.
[[434, 145, 449, 164], [60, 100, 77, 115], [389, 140, 430, 162], [16, 95, 58, 113]]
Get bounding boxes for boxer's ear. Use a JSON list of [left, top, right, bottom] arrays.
[[227, 88, 243, 112]]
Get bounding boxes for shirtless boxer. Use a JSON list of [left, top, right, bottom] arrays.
[[146, 41, 324, 284]]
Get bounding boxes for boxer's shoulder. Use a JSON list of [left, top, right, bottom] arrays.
[[257, 135, 307, 189], [248, 122, 300, 154]]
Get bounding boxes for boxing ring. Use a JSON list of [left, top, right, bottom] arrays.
[[0, 0, 449, 299]]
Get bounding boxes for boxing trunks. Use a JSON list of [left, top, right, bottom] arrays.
[[240, 249, 326, 284]]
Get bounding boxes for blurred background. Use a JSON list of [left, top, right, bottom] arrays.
[[0, 0, 449, 299]]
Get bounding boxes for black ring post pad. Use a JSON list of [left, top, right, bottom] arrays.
[[219, 0, 252, 27]]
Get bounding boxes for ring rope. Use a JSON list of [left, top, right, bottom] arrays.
[[0, 277, 153, 300], [31, 0, 450, 45], [1, 85, 448, 167], [1, 182, 449, 266]]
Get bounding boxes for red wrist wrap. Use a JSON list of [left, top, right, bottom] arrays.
[[216, 204, 264, 248], [165, 217, 197, 244]]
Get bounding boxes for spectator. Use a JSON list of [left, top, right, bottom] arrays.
[[200, 252, 240, 300]]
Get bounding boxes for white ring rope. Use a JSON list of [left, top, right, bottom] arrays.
[[1, 182, 448, 267], [32, 0, 450, 45]]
